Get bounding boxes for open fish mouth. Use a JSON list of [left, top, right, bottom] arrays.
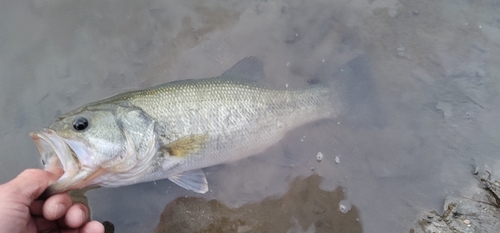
[[30, 129, 99, 196]]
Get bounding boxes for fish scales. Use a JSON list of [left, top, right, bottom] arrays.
[[127, 78, 334, 182]]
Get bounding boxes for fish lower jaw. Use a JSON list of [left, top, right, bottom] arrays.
[[44, 167, 105, 196]]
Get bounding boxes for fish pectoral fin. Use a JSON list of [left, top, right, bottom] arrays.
[[168, 169, 209, 194], [162, 134, 209, 157]]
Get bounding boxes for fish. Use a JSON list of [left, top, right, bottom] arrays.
[[30, 57, 342, 196]]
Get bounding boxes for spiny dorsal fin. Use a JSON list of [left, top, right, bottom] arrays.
[[162, 134, 209, 157], [221, 56, 264, 81], [168, 169, 208, 193]]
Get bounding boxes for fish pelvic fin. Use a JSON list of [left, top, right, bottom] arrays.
[[168, 169, 208, 193], [162, 134, 209, 157]]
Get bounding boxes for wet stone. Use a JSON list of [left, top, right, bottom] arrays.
[[414, 170, 500, 233]]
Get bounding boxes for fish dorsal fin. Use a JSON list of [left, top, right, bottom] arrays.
[[221, 56, 264, 81], [168, 169, 209, 193], [162, 134, 209, 157]]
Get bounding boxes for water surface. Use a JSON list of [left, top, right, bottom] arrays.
[[1, 0, 499, 232]]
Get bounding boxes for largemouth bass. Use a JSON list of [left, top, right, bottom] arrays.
[[30, 57, 341, 196]]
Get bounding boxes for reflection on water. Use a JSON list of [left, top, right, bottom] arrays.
[[156, 175, 361, 233]]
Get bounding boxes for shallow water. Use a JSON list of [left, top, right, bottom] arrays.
[[1, 0, 500, 232], [156, 175, 362, 233]]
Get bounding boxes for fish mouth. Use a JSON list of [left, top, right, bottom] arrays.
[[30, 129, 103, 196]]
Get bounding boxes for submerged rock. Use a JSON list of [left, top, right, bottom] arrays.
[[156, 174, 362, 233]]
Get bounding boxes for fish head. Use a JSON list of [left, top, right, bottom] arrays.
[[30, 105, 156, 196]]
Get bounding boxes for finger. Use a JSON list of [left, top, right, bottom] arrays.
[[79, 220, 105, 233], [7, 169, 63, 204], [25, 217, 37, 233], [29, 199, 45, 216], [64, 203, 89, 228], [60, 220, 105, 233], [33, 216, 59, 232], [8, 169, 51, 204], [45, 166, 65, 177], [43, 192, 72, 220]]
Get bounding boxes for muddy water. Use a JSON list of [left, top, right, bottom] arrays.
[[156, 175, 362, 233], [1, 0, 500, 232]]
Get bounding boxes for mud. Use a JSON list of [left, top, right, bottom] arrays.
[[156, 175, 362, 233]]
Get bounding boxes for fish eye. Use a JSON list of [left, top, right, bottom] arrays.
[[72, 117, 89, 131]]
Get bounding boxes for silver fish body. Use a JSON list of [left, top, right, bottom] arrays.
[[30, 57, 341, 195]]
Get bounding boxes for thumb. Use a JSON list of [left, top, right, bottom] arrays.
[[7, 168, 63, 204]]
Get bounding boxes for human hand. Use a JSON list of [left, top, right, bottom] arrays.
[[0, 168, 104, 233]]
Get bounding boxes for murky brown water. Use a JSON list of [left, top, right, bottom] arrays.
[[1, 0, 500, 232]]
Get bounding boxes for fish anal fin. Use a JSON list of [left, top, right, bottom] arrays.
[[168, 169, 208, 193], [163, 134, 209, 157]]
